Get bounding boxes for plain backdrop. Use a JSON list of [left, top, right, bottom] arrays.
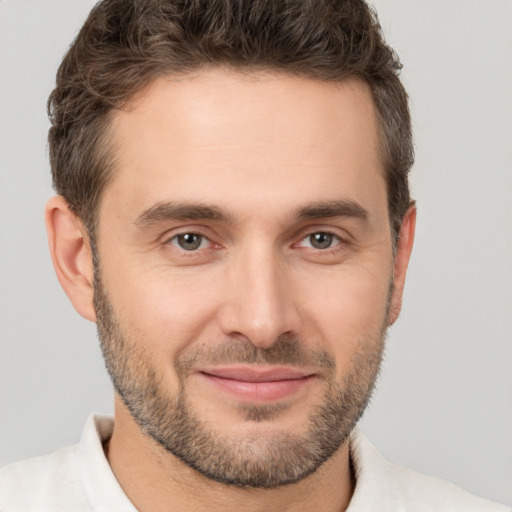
[[0, 0, 511, 506]]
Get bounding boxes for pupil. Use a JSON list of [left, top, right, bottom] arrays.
[[179, 234, 201, 250], [311, 232, 332, 249]]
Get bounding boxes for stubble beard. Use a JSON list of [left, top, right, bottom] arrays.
[[94, 268, 389, 488]]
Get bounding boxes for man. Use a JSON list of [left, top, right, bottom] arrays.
[[0, 0, 509, 510]]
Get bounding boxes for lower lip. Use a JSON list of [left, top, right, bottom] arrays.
[[199, 373, 314, 402]]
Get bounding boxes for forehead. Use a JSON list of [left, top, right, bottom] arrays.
[[103, 68, 385, 225]]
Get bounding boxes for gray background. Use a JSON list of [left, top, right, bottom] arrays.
[[1, 0, 511, 505]]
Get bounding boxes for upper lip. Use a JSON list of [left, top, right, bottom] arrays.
[[200, 367, 314, 382]]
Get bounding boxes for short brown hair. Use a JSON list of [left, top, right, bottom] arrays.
[[48, 0, 414, 241]]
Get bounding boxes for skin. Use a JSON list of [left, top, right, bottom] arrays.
[[46, 68, 415, 512]]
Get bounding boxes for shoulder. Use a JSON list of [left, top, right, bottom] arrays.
[[0, 414, 134, 512], [0, 444, 90, 511], [348, 430, 511, 512]]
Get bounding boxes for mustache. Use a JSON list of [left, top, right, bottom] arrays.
[[176, 335, 336, 374]]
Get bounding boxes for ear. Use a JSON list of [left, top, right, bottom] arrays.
[[388, 205, 416, 326], [45, 195, 97, 322]]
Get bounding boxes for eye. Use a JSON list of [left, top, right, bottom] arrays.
[[299, 232, 341, 250], [170, 233, 210, 251]]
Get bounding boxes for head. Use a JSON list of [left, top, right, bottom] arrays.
[[46, 0, 415, 490]]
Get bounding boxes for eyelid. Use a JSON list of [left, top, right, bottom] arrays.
[[159, 224, 212, 242], [293, 223, 349, 243]]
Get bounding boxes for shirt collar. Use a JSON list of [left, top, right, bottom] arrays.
[[79, 414, 137, 512]]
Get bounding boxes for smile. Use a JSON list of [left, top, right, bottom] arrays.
[[198, 367, 316, 402]]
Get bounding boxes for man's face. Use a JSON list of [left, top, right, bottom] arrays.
[[93, 69, 400, 487]]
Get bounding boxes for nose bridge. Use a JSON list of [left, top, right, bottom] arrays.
[[219, 239, 299, 348]]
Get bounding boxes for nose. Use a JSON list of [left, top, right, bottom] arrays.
[[217, 243, 301, 349]]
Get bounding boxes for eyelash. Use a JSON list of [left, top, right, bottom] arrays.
[[165, 229, 345, 255]]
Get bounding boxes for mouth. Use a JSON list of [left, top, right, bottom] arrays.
[[198, 366, 316, 402]]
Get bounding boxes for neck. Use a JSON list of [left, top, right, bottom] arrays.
[[106, 402, 355, 512]]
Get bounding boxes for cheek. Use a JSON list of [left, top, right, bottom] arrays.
[[295, 265, 391, 356], [105, 263, 225, 359]]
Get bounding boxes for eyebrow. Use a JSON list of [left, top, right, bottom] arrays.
[[135, 201, 233, 227], [134, 201, 233, 228], [296, 199, 369, 222], [134, 198, 369, 229]]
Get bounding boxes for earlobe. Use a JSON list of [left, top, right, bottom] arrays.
[[388, 205, 416, 326], [45, 196, 97, 322]]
